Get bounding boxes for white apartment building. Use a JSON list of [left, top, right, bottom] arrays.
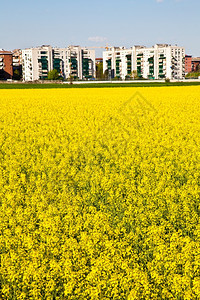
[[22, 45, 95, 81], [103, 44, 185, 80], [81, 48, 96, 79], [52, 48, 66, 78], [65, 46, 83, 79], [22, 46, 53, 81], [64, 46, 95, 80]]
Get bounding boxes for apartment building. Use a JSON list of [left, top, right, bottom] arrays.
[[64, 46, 95, 80], [192, 57, 200, 72], [81, 48, 95, 79], [64, 45, 82, 79], [52, 47, 66, 78], [22, 46, 53, 81], [0, 50, 13, 80], [185, 55, 192, 74], [22, 45, 95, 81], [103, 44, 185, 80], [103, 47, 133, 80]]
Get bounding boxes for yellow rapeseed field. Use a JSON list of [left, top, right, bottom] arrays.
[[1, 86, 200, 299]]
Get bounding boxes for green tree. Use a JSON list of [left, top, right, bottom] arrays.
[[103, 69, 109, 80], [69, 75, 74, 84], [185, 72, 200, 79], [13, 69, 21, 80], [96, 62, 104, 79], [132, 70, 139, 80], [47, 69, 60, 80]]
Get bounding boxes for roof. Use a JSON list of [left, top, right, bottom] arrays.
[[0, 50, 13, 55], [192, 57, 200, 62]]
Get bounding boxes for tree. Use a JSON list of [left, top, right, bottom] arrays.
[[132, 70, 139, 80], [104, 69, 109, 80], [47, 69, 60, 80], [96, 62, 104, 79], [69, 75, 74, 84], [13, 69, 21, 80], [165, 78, 170, 83], [185, 72, 200, 79]]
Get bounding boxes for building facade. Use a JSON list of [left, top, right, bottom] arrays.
[[22, 46, 53, 81], [52, 47, 66, 78], [64, 46, 95, 80], [0, 50, 13, 80], [103, 44, 185, 80], [192, 57, 200, 72], [22, 46, 95, 81], [81, 48, 95, 79], [185, 55, 192, 74], [65, 46, 83, 79], [12, 49, 22, 79]]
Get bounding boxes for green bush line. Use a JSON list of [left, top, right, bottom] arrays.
[[0, 82, 200, 89]]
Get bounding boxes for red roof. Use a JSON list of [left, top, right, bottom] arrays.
[[0, 50, 13, 55]]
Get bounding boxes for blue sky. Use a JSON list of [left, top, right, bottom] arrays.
[[0, 0, 199, 57]]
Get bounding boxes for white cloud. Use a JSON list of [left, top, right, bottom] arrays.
[[88, 36, 107, 43]]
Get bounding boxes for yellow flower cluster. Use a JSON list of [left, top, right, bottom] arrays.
[[1, 87, 200, 299]]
